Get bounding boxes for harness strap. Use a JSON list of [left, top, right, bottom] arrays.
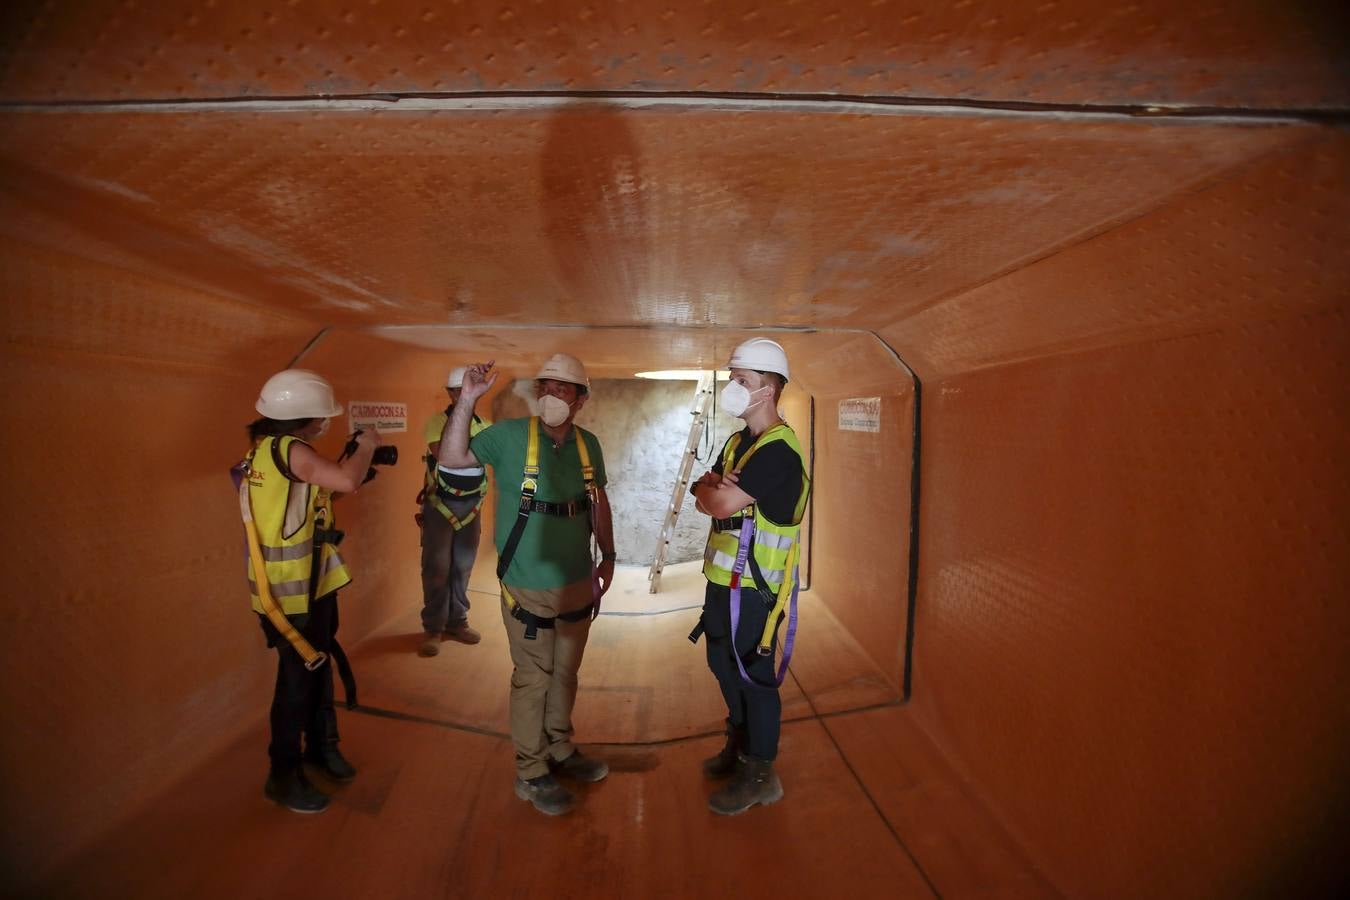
[[496, 416, 542, 581], [238, 475, 327, 672], [270, 436, 303, 482], [728, 517, 800, 690], [519, 497, 591, 516], [328, 637, 358, 709], [428, 491, 485, 531], [502, 586, 594, 640]]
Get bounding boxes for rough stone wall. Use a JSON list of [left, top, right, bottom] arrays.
[[491, 378, 742, 564]]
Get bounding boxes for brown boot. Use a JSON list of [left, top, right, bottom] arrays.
[[442, 624, 482, 645], [708, 755, 783, 815], [701, 724, 745, 780], [417, 633, 441, 657]]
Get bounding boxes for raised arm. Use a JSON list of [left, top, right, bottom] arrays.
[[437, 361, 496, 468]]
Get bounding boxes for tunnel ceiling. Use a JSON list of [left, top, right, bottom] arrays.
[[1, 2, 1345, 379], [2, 0, 1347, 108]]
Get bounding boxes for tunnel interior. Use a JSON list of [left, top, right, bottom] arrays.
[[1, 2, 1348, 898]]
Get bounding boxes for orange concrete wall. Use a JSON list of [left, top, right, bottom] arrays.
[[0, 237, 320, 877], [0, 259, 515, 879], [796, 335, 916, 691], [895, 138, 1350, 897]]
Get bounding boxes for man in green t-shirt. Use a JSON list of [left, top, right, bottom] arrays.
[[438, 353, 617, 816], [416, 366, 492, 657]]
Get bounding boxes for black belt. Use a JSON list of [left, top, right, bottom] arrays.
[[510, 601, 596, 640], [521, 497, 590, 517], [711, 516, 745, 532]]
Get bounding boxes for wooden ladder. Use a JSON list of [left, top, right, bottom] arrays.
[[648, 371, 715, 593]]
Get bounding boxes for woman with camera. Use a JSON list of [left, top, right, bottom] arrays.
[[237, 369, 380, 814]]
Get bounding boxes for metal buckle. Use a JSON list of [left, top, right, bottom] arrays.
[[304, 651, 329, 672]]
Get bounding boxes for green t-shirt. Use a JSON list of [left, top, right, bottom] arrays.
[[470, 417, 607, 589]]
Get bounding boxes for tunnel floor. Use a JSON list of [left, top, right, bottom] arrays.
[[39, 563, 1057, 899]]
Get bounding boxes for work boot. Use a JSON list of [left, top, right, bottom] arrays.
[[708, 755, 783, 815], [514, 773, 576, 816], [442, 623, 482, 645], [701, 724, 745, 780], [418, 632, 441, 657], [304, 743, 357, 782], [264, 767, 329, 814], [551, 749, 609, 783]]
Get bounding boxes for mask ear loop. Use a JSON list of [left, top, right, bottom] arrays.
[[744, 383, 774, 412]]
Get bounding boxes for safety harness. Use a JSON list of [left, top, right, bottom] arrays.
[[689, 425, 805, 690], [415, 410, 488, 532], [235, 442, 358, 708], [498, 417, 602, 639]]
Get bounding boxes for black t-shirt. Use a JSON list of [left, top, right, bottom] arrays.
[[711, 427, 804, 525]]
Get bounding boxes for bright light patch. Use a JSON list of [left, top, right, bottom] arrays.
[[634, 369, 730, 380]]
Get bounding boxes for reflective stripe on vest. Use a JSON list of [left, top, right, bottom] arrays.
[[244, 435, 352, 615], [702, 424, 811, 592]]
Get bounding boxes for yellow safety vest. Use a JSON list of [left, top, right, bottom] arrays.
[[422, 412, 492, 530], [702, 424, 810, 594], [244, 436, 352, 616]]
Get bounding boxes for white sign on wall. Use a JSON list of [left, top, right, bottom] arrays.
[[838, 397, 882, 433], [348, 401, 408, 433]]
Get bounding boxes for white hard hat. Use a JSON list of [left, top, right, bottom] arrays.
[[446, 366, 467, 388], [535, 353, 590, 390], [255, 369, 343, 419], [727, 338, 790, 382]]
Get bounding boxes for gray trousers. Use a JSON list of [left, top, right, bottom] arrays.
[[419, 494, 483, 633]]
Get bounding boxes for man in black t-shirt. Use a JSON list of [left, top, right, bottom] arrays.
[[691, 338, 809, 815]]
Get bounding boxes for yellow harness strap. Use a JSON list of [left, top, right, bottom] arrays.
[[237, 474, 327, 671], [758, 539, 799, 653], [500, 418, 599, 611], [429, 491, 485, 531], [724, 425, 799, 654], [500, 417, 542, 609]]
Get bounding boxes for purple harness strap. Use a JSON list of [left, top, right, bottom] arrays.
[[728, 517, 799, 690]]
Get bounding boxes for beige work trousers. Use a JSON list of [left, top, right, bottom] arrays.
[[499, 579, 595, 780]]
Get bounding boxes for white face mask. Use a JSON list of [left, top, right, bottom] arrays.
[[720, 381, 772, 418], [538, 394, 573, 427], [313, 418, 330, 438]]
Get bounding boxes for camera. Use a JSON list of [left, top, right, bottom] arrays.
[[343, 430, 398, 484]]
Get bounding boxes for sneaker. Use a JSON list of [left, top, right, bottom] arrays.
[[442, 624, 482, 645], [418, 633, 441, 657], [264, 767, 330, 814], [514, 773, 576, 816], [304, 744, 357, 782], [551, 749, 609, 783]]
